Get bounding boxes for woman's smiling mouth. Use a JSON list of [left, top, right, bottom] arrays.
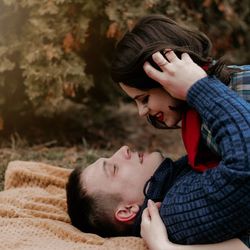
[[155, 112, 164, 122]]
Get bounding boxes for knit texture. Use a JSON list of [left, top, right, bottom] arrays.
[[201, 64, 250, 153], [0, 161, 147, 250], [164, 77, 250, 244]]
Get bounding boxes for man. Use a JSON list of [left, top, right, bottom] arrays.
[[66, 53, 250, 246]]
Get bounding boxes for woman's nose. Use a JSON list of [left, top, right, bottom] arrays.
[[138, 104, 149, 117]]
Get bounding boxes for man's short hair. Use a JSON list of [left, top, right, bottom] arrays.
[[66, 166, 134, 237]]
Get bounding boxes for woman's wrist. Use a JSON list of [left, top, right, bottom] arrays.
[[156, 240, 177, 250]]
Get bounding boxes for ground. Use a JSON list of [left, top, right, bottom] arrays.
[[0, 103, 186, 190]]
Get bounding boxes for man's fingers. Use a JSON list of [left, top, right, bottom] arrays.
[[143, 61, 165, 83]]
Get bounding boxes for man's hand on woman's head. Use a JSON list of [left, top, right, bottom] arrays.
[[143, 51, 207, 100], [141, 200, 171, 250]]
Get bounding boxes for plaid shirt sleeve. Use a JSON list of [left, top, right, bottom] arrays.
[[201, 65, 250, 154]]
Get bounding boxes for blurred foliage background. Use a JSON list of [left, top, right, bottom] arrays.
[[0, 0, 249, 147]]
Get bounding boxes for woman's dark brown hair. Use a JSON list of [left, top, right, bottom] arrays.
[[111, 14, 232, 87], [111, 14, 233, 129]]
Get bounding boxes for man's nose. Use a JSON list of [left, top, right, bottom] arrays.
[[114, 145, 131, 160], [138, 104, 149, 117]]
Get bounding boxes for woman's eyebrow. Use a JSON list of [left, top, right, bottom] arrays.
[[133, 94, 144, 100]]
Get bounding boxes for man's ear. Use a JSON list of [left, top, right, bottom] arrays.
[[115, 203, 140, 223]]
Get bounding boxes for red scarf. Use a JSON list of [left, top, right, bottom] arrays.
[[181, 108, 220, 172]]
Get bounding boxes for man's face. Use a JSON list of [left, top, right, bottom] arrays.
[[82, 146, 164, 204]]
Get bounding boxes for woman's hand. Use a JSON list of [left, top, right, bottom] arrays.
[[141, 199, 171, 250], [143, 51, 207, 100], [140, 200, 248, 250]]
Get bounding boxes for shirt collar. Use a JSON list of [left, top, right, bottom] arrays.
[[132, 156, 188, 236]]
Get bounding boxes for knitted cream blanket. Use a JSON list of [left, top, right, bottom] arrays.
[[0, 161, 147, 250]]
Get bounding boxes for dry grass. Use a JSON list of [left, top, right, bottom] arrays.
[[0, 146, 110, 191], [0, 104, 186, 191]]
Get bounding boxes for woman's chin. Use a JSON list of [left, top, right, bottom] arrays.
[[165, 119, 182, 129]]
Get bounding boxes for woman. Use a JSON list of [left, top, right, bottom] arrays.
[[111, 14, 250, 172], [111, 15, 250, 171], [139, 50, 249, 250], [111, 14, 250, 249]]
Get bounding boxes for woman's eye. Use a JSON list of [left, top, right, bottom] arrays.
[[141, 95, 149, 104]]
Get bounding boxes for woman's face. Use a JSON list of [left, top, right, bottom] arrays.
[[120, 83, 183, 128]]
